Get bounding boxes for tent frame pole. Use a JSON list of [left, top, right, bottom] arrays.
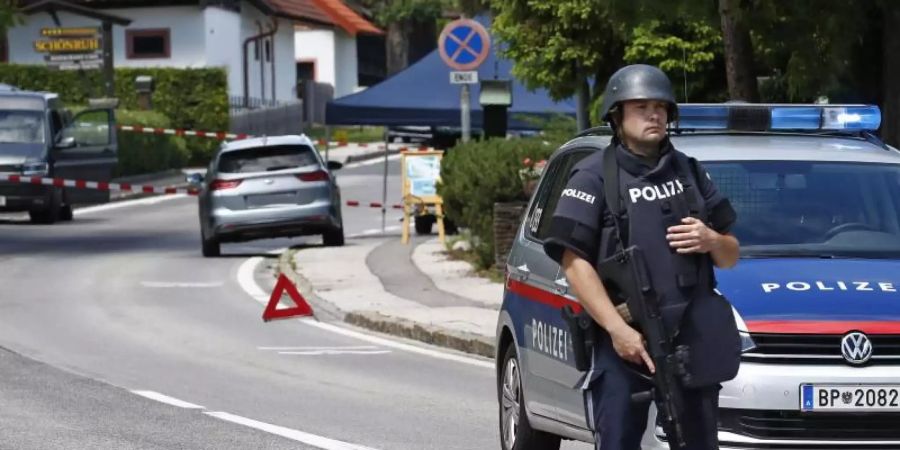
[[381, 132, 389, 232]]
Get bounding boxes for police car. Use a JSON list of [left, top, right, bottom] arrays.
[[496, 104, 900, 449]]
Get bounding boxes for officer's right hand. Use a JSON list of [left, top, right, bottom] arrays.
[[608, 322, 656, 373]]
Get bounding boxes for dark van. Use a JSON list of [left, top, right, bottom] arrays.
[[0, 87, 117, 223]]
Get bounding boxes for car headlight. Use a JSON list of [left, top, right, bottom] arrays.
[[732, 305, 757, 353], [740, 331, 757, 353], [21, 162, 48, 176]]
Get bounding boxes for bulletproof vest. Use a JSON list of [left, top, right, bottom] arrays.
[[598, 142, 715, 334]]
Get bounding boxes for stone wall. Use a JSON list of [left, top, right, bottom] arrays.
[[493, 201, 527, 268]]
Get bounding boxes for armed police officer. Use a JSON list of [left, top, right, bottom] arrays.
[[544, 64, 742, 449]]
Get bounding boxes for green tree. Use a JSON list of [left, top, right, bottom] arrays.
[[489, 0, 624, 129], [623, 19, 724, 103], [361, 0, 449, 75]]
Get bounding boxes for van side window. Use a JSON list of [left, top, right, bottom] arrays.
[[525, 150, 591, 241], [49, 110, 63, 140]]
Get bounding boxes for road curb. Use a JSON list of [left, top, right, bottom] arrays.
[[277, 245, 497, 358]]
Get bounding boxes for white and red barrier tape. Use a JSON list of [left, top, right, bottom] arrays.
[[345, 200, 403, 209], [116, 125, 252, 141], [116, 125, 438, 151], [0, 174, 200, 196]]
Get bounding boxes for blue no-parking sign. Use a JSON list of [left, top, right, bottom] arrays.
[[438, 19, 491, 71]]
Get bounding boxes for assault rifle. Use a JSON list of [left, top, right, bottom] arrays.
[[561, 246, 691, 449]]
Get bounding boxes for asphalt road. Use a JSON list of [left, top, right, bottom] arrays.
[[0, 158, 588, 450]]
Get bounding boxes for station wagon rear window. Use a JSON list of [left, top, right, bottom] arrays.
[[706, 161, 900, 259], [218, 145, 318, 173]]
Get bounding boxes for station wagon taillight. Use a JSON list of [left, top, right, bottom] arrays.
[[296, 170, 328, 182], [210, 179, 242, 190]]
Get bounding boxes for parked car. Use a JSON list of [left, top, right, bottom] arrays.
[[496, 103, 900, 449], [0, 86, 117, 223], [191, 135, 344, 257]]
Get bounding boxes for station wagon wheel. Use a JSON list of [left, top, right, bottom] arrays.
[[498, 344, 561, 450]]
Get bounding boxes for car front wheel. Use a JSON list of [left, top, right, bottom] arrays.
[[499, 344, 561, 450]]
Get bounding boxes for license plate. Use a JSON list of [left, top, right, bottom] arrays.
[[0, 196, 6, 207], [801, 384, 900, 412], [247, 193, 296, 207]]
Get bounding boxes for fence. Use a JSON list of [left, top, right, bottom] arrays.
[[228, 81, 334, 136]]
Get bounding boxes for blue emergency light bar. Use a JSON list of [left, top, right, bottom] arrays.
[[673, 104, 881, 132]]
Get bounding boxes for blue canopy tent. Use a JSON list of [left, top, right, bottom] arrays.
[[325, 34, 575, 130]]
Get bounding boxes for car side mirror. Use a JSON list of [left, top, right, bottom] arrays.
[[327, 160, 343, 171], [186, 173, 204, 185], [56, 136, 76, 149]]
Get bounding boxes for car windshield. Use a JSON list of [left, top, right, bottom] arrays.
[[0, 110, 45, 144], [218, 144, 318, 173], [705, 161, 900, 259]]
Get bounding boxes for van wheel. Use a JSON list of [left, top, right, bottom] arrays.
[[323, 226, 345, 247], [499, 345, 561, 450], [201, 230, 220, 257], [60, 204, 74, 221], [29, 188, 62, 224]]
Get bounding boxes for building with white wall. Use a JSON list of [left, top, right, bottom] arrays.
[[3, 0, 337, 104], [294, 0, 381, 98]]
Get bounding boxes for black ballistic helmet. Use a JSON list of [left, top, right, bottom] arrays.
[[599, 64, 678, 124]]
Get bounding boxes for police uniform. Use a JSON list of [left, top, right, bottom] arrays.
[[543, 137, 741, 450]]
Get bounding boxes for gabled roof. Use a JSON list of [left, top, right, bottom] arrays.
[[263, 0, 332, 25], [309, 0, 381, 36]]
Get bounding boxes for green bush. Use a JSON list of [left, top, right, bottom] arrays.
[[114, 109, 190, 177], [0, 64, 227, 165], [438, 137, 558, 269]]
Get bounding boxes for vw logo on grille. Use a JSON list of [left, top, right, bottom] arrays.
[[841, 332, 873, 365]]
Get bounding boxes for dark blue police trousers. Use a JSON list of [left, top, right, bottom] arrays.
[[584, 340, 720, 450]]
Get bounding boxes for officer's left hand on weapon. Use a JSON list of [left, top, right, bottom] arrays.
[[666, 217, 721, 254]]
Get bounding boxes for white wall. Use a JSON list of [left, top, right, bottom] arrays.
[[203, 6, 241, 100], [7, 2, 296, 102], [239, 5, 295, 102], [8, 6, 206, 67], [333, 30, 358, 98], [295, 28, 335, 89]]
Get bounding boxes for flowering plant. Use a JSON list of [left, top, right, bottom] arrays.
[[519, 158, 547, 196]]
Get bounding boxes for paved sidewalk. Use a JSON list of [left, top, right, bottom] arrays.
[[279, 236, 503, 357]]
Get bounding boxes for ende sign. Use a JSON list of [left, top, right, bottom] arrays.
[[33, 27, 103, 70]]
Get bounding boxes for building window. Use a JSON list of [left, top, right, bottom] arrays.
[[126, 29, 170, 59], [297, 61, 315, 82]]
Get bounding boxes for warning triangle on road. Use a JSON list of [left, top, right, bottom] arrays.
[[262, 274, 314, 322]]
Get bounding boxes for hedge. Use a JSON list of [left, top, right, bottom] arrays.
[[114, 109, 190, 177], [0, 64, 227, 165], [438, 137, 558, 269]]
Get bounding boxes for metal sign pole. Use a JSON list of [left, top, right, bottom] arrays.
[[461, 84, 471, 143], [381, 134, 389, 232]]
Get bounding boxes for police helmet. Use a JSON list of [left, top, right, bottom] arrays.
[[598, 64, 678, 124]]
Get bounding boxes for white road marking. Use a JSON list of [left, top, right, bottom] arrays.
[[130, 390, 205, 409], [277, 350, 392, 356], [347, 225, 403, 238], [74, 194, 189, 216], [140, 281, 224, 288], [236, 254, 493, 369], [204, 411, 378, 450], [258, 346, 379, 350]]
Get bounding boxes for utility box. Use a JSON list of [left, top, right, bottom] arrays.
[[135, 75, 154, 110], [479, 79, 512, 138]]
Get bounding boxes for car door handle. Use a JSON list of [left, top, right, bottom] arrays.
[[509, 263, 530, 281]]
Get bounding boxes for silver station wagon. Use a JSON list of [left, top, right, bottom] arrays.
[[192, 135, 344, 257], [496, 104, 900, 449]]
